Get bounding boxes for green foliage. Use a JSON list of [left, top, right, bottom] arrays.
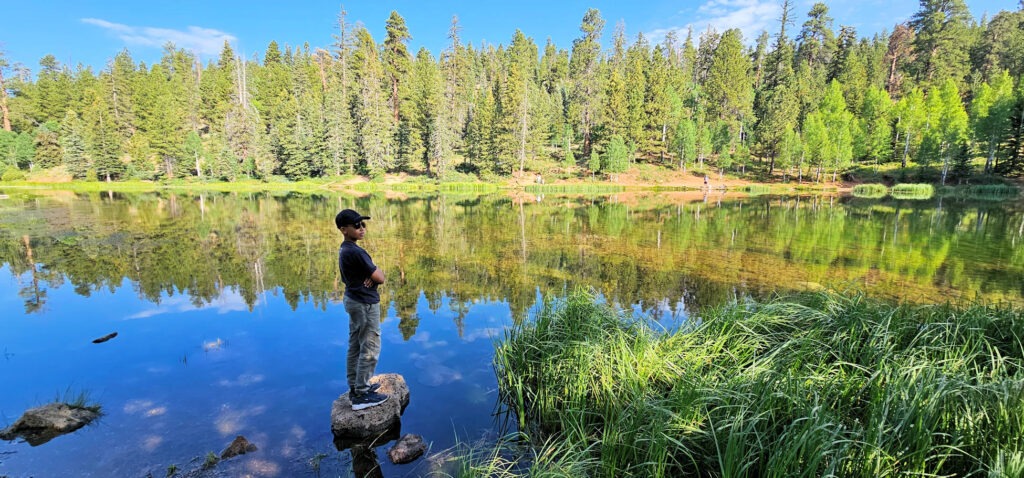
[[852, 183, 888, 198], [493, 290, 1024, 477], [202, 452, 219, 470], [587, 151, 600, 174], [2, 166, 27, 181], [602, 135, 629, 173], [891, 183, 935, 199], [0, 130, 35, 169], [59, 110, 90, 179]]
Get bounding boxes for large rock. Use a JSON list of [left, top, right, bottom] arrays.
[[0, 403, 101, 446], [331, 373, 410, 445], [388, 433, 426, 464]]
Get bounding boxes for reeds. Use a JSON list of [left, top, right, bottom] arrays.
[[851, 183, 888, 198], [939, 184, 1020, 200], [890, 183, 934, 199], [742, 184, 772, 195], [523, 184, 627, 194], [487, 289, 1024, 477]]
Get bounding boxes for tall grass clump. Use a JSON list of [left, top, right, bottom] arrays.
[[490, 289, 1024, 477], [939, 184, 1020, 200], [524, 184, 626, 194], [852, 183, 888, 198], [439, 182, 500, 194], [890, 183, 934, 199], [742, 184, 772, 195]]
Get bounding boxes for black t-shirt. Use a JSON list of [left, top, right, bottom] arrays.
[[339, 241, 380, 304]]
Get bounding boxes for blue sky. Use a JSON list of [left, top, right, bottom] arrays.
[[2, 0, 1019, 74]]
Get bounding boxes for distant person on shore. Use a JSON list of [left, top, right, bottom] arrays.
[[336, 208, 388, 410]]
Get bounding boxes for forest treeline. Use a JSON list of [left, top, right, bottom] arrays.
[[0, 1, 1023, 183]]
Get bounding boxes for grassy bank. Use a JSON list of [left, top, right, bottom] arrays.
[[470, 290, 1024, 477]]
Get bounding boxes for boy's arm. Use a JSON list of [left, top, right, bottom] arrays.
[[364, 267, 385, 287]]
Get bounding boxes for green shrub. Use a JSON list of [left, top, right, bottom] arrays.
[[1, 166, 27, 182]]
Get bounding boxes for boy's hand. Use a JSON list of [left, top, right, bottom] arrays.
[[363, 278, 375, 288]]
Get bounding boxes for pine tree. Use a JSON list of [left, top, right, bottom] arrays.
[[753, 0, 799, 175], [33, 121, 61, 169], [60, 110, 90, 178], [909, 0, 973, 88], [83, 79, 124, 180], [673, 117, 697, 170], [705, 29, 753, 154], [384, 11, 413, 170], [568, 9, 604, 156], [325, 8, 357, 175], [352, 27, 392, 176], [603, 135, 629, 174], [646, 45, 671, 162]]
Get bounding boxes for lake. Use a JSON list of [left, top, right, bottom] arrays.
[[1, 189, 1022, 477]]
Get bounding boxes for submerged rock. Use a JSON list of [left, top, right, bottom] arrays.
[[220, 435, 257, 459], [388, 433, 426, 464], [331, 373, 410, 445], [0, 403, 101, 446]]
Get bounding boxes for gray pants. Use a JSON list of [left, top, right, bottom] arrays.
[[344, 296, 381, 395]]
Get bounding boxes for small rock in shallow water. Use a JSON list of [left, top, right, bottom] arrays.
[[92, 332, 118, 344], [221, 435, 257, 459], [388, 434, 426, 464]]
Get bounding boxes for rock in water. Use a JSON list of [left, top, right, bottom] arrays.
[[388, 434, 426, 464], [331, 373, 410, 445], [92, 332, 118, 344], [221, 435, 257, 459], [0, 403, 101, 446]]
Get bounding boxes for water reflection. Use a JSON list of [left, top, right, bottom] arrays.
[[2, 190, 1020, 315], [0, 189, 1022, 475]]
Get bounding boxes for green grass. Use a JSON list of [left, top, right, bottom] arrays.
[[524, 184, 627, 194], [54, 387, 101, 413], [484, 289, 1024, 477], [851, 183, 888, 198], [938, 184, 1020, 200], [201, 452, 219, 470], [890, 183, 935, 200], [741, 184, 772, 195]]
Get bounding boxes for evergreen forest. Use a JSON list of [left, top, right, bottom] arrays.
[[1, 1, 1023, 183]]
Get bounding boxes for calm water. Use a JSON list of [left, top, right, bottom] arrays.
[[0, 189, 1022, 477]]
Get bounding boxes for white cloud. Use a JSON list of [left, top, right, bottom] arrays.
[[647, 0, 782, 46], [82, 18, 235, 56], [126, 289, 251, 320]]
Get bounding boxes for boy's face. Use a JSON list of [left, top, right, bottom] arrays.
[[341, 221, 366, 241]]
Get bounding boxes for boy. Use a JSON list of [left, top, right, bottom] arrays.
[[336, 208, 388, 410]]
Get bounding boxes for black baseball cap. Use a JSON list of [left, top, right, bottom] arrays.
[[335, 209, 371, 228]]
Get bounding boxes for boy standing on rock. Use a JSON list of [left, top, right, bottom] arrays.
[[336, 208, 389, 410]]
